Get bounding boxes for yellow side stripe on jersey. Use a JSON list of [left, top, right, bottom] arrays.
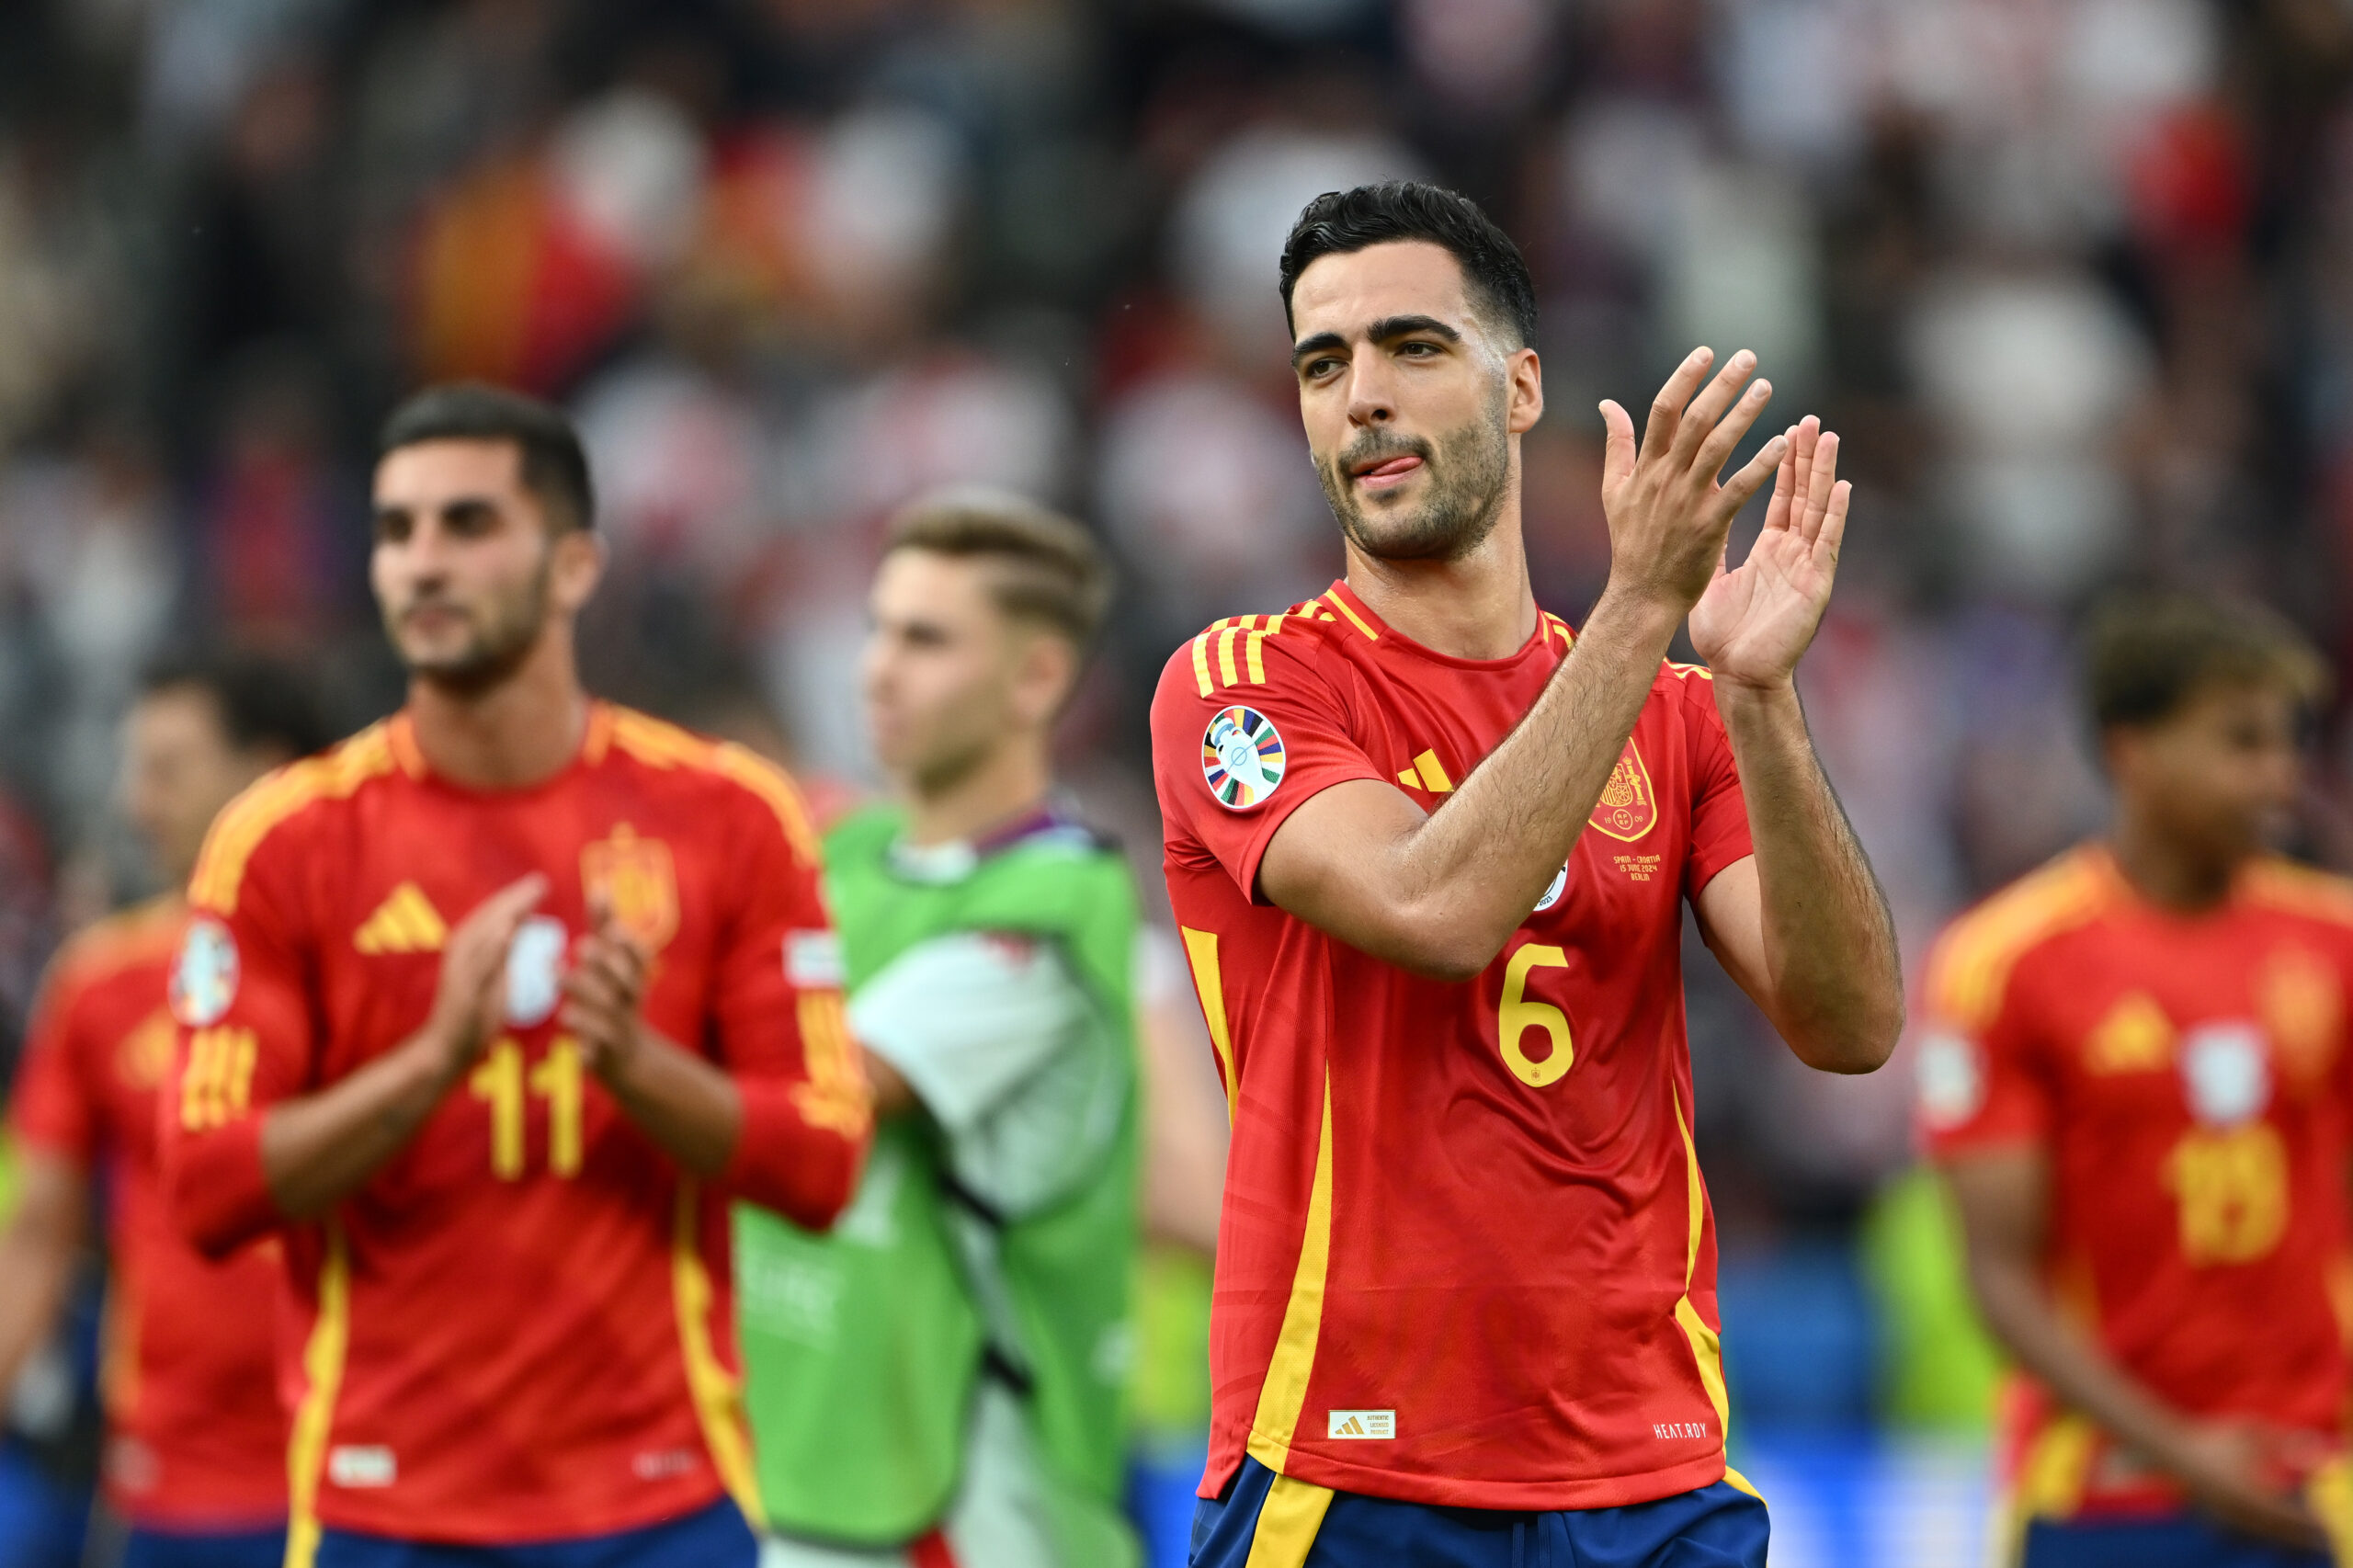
[[1670, 1090, 1732, 1443], [1323, 590, 1378, 641], [284, 1225, 350, 1568], [674, 1184, 767, 1529], [1246, 1070, 1334, 1473], [1180, 927, 1239, 1124]]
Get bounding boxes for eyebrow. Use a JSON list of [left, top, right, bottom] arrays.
[[1290, 313, 1465, 369]]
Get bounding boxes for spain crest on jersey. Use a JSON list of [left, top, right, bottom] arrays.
[[581, 823, 679, 952], [1587, 742, 1657, 843], [1202, 706, 1287, 811]]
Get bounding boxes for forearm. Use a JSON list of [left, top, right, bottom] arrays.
[[602, 1031, 743, 1178], [260, 1034, 460, 1221], [1715, 680, 1901, 1069], [0, 1160, 85, 1394], [1386, 588, 1683, 970], [1969, 1250, 2197, 1469]]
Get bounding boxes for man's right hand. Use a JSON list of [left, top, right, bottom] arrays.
[[2159, 1419, 2328, 1551], [417, 874, 548, 1081], [1597, 347, 1786, 617]]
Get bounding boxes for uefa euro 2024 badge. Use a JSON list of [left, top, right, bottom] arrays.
[[1202, 706, 1286, 811], [506, 915, 567, 1028], [170, 918, 239, 1027], [2180, 1021, 2271, 1128]]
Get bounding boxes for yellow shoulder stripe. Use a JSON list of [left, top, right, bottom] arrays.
[[2243, 859, 2353, 928], [1666, 660, 1714, 682], [1323, 590, 1378, 641], [1191, 613, 1293, 699], [607, 709, 822, 867], [1927, 851, 2111, 1029], [190, 727, 398, 915]]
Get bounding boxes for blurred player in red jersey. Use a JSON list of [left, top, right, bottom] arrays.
[[1, 652, 325, 1568], [1924, 596, 2353, 1567], [1153, 182, 1902, 1568], [158, 384, 871, 1568]]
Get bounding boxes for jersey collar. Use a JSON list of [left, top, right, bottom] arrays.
[[1321, 579, 1567, 669]]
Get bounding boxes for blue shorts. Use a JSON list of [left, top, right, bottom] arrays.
[[120, 1524, 289, 1568], [1189, 1456, 1768, 1568], [2021, 1514, 2331, 1568], [313, 1498, 756, 1568]]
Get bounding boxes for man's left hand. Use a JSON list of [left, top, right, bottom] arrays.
[[1688, 415, 1850, 690], [562, 894, 652, 1083]]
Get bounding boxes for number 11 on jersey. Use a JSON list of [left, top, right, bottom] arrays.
[[470, 1037, 585, 1178]]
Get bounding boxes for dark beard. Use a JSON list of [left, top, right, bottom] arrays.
[[390, 556, 552, 696], [1316, 394, 1510, 563]]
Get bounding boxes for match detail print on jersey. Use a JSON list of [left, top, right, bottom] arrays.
[[1203, 707, 1287, 811]]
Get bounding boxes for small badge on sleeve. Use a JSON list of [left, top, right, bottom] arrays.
[[170, 918, 240, 1027], [1915, 1030, 1986, 1130], [1202, 706, 1287, 811]]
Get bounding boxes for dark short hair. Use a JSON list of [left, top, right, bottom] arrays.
[[2086, 592, 2329, 731], [377, 382, 595, 533], [1279, 181, 1540, 349], [885, 489, 1114, 648], [140, 650, 333, 759]]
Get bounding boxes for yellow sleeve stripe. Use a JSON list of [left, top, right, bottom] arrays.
[[1323, 590, 1378, 641], [1927, 850, 2110, 1028], [607, 708, 823, 867], [190, 727, 397, 915], [1192, 614, 1292, 697]]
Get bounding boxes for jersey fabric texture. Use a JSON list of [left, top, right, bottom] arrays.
[[9, 898, 286, 1529], [1919, 845, 2353, 1529], [313, 1496, 755, 1568], [1149, 581, 1756, 1513], [1189, 1456, 1767, 1568], [737, 804, 1141, 1567], [158, 706, 871, 1557]]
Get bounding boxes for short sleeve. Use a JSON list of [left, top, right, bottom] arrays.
[[8, 964, 102, 1166], [1681, 676, 1754, 901], [705, 751, 872, 1229], [162, 829, 321, 1256], [1151, 630, 1386, 902], [1916, 925, 2052, 1158]]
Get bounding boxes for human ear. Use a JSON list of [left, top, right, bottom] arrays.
[[550, 528, 607, 613], [1506, 347, 1544, 435]]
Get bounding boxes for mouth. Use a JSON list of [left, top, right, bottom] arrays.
[[1349, 452, 1426, 490]]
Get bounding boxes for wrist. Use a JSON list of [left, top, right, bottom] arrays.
[[1584, 582, 1688, 651], [1710, 672, 1801, 709]]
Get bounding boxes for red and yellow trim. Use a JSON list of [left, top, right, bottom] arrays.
[[193, 728, 399, 915], [1191, 614, 1292, 698], [1247, 1072, 1335, 1474], [1179, 926, 1239, 1123], [1245, 1473, 1335, 1568], [1927, 851, 2112, 1032], [673, 1184, 766, 1530], [285, 1226, 350, 1568]]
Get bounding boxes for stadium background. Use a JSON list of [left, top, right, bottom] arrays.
[[0, 0, 2348, 1563]]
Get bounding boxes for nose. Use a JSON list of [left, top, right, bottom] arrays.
[[1346, 356, 1396, 429]]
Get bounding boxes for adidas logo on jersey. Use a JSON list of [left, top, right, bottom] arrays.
[[354, 882, 448, 954], [1326, 1409, 1395, 1439]]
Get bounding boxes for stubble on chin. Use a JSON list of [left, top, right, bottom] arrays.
[[1321, 411, 1510, 565]]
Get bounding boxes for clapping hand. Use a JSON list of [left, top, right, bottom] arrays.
[[1688, 415, 1850, 690]]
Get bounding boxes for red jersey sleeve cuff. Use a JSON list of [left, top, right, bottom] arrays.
[[727, 1077, 871, 1231], [168, 1118, 284, 1258]]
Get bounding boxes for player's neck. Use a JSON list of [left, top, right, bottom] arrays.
[[898, 736, 1051, 848], [1341, 514, 1540, 661], [405, 631, 589, 790], [2107, 817, 2241, 915]]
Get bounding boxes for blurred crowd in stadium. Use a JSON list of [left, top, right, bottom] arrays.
[[4, 0, 2353, 1560]]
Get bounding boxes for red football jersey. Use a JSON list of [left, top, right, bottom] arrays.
[[159, 704, 870, 1552], [1920, 846, 2353, 1518], [1151, 581, 1756, 1512], [9, 898, 286, 1528]]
